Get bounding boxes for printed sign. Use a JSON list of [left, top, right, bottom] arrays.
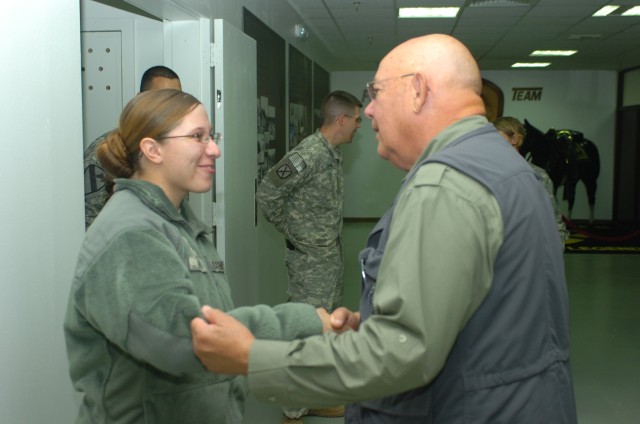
[[512, 87, 543, 101]]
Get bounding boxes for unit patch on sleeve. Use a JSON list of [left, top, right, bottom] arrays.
[[276, 164, 293, 179], [269, 152, 307, 186]]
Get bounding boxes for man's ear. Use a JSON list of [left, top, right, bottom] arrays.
[[412, 73, 428, 113], [139, 137, 163, 164]]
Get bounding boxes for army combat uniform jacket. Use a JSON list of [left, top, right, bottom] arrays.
[[256, 130, 344, 311]]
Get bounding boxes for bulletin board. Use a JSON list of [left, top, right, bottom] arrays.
[[288, 45, 312, 149], [243, 9, 286, 180]]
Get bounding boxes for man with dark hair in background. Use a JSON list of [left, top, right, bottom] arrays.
[[84, 66, 181, 228], [256, 90, 362, 423]]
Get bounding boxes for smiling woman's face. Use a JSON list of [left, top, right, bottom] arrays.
[[153, 104, 220, 206]]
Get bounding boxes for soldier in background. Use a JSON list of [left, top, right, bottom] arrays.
[[84, 66, 181, 229], [255, 90, 362, 423]]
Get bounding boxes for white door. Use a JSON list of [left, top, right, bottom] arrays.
[[213, 19, 258, 307]]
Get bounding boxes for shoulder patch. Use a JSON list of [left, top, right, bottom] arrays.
[[276, 163, 294, 179], [272, 152, 306, 182], [289, 152, 306, 173]]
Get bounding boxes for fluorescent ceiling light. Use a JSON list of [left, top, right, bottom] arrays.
[[512, 62, 551, 68], [593, 5, 620, 16], [531, 50, 577, 56], [398, 7, 460, 18], [622, 6, 640, 16]]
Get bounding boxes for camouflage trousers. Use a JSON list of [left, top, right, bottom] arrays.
[[284, 243, 344, 312]]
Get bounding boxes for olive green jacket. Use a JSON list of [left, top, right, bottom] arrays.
[[64, 179, 322, 423]]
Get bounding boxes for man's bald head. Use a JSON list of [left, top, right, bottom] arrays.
[[365, 34, 486, 170], [381, 34, 482, 96]]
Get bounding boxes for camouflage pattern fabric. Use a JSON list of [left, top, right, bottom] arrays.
[[256, 130, 344, 311], [531, 163, 569, 241], [285, 242, 344, 311], [84, 132, 111, 229]]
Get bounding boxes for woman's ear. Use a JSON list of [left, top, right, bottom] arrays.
[[412, 73, 428, 113], [139, 137, 163, 165]]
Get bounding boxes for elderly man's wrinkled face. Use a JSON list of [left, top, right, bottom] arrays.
[[364, 61, 415, 171]]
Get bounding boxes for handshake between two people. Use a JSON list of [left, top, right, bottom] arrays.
[[190, 306, 360, 375]]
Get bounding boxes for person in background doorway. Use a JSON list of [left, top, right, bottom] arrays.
[[494, 116, 570, 242], [190, 34, 577, 424], [84, 65, 182, 229], [65, 89, 332, 424], [255, 90, 362, 423]]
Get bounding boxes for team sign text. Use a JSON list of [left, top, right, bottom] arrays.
[[512, 87, 543, 101]]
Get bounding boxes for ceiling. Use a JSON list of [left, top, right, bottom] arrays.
[[286, 0, 640, 71]]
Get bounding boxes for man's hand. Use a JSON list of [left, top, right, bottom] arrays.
[[191, 306, 255, 375], [316, 307, 332, 332], [330, 307, 360, 333]]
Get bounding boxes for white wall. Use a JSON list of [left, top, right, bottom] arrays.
[[333, 69, 617, 221], [482, 70, 617, 220], [333, 71, 407, 218], [0, 0, 84, 422]]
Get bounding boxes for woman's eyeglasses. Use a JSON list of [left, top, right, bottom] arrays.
[[158, 131, 222, 145]]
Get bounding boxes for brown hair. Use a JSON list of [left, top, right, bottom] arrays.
[[321, 90, 363, 126], [97, 89, 200, 178]]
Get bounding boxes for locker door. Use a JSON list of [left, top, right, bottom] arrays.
[[213, 19, 258, 306], [81, 31, 123, 212], [80, 31, 123, 148]]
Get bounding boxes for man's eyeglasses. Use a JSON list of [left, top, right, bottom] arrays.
[[344, 114, 363, 123], [158, 131, 222, 145], [366, 73, 415, 100]]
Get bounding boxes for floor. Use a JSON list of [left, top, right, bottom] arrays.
[[565, 254, 640, 424], [242, 253, 640, 424]]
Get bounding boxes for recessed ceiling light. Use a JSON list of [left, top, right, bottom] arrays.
[[531, 50, 577, 56], [593, 5, 620, 16], [622, 6, 640, 16], [512, 62, 551, 68], [469, 0, 531, 7], [398, 7, 460, 18]]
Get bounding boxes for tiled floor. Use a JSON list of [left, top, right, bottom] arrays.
[[565, 254, 640, 424], [243, 253, 640, 424]]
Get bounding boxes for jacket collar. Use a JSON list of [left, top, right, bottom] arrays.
[[113, 179, 213, 236]]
